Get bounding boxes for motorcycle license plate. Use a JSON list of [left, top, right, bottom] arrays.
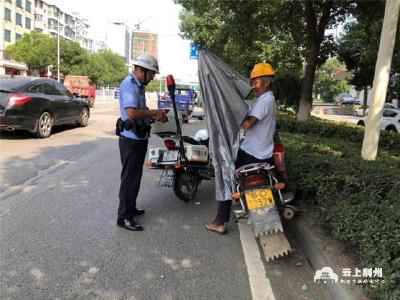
[[162, 150, 178, 163], [245, 189, 275, 210], [159, 169, 175, 187]]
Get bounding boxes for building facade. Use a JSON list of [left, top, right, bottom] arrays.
[[0, 0, 33, 74], [105, 21, 130, 63], [92, 39, 107, 53], [131, 30, 158, 61], [33, 0, 92, 52], [0, 0, 94, 75]]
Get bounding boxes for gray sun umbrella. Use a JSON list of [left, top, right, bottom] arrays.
[[198, 49, 252, 201]]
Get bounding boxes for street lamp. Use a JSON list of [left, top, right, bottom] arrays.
[[57, 15, 64, 82], [57, 27, 60, 82]]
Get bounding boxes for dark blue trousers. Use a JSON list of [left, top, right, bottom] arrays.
[[118, 136, 148, 219]]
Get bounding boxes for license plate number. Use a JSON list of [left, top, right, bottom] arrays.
[[245, 189, 275, 210], [159, 169, 175, 187], [162, 150, 178, 163]]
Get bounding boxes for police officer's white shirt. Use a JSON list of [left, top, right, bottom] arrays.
[[240, 91, 276, 160]]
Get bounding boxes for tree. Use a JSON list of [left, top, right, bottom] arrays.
[[57, 39, 89, 76], [178, 0, 262, 74], [178, 0, 307, 76], [85, 50, 127, 87], [177, 0, 352, 120], [338, 0, 400, 107], [4, 31, 54, 74], [314, 58, 349, 103], [4, 31, 89, 77], [273, 73, 303, 111], [297, 1, 344, 120], [146, 77, 166, 93], [5, 33, 128, 87]]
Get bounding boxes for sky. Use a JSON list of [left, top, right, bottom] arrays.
[[50, 0, 198, 82]]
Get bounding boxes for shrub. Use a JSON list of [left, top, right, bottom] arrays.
[[277, 114, 400, 154], [281, 132, 400, 300]]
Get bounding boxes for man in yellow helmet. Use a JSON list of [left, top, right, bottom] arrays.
[[206, 62, 277, 235]]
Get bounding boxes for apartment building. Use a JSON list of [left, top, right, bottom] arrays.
[[0, 0, 32, 74], [105, 21, 130, 63], [92, 39, 107, 53], [0, 0, 94, 75], [131, 30, 158, 61], [1, 0, 34, 47], [34, 0, 92, 51]]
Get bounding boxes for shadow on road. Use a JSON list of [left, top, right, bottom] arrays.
[[0, 124, 86, 140], [0, 135, 116, 193], [0, 133, 252, 300]]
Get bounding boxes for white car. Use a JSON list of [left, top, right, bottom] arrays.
[[357, 108, 400, 133], [354, 106, 368, 117]]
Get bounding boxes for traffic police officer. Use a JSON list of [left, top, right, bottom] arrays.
[[117, 54, 168, 231]]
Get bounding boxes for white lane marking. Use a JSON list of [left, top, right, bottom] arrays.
[[238, 220, 276, 300]]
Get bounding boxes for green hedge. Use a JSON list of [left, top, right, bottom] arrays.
[[280, 130, 400, 300], [277, 114, 400, 154]]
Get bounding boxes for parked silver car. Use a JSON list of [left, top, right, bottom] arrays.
[[335, 93, 357, 106]]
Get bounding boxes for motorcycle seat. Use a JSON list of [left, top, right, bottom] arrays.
[[183, 136, 209, 148], [182, 136, 202, 145]]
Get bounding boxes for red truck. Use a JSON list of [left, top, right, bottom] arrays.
[[63, 75, 96, 107]]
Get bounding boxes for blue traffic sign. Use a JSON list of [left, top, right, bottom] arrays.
[[190, 43, 199, 59]]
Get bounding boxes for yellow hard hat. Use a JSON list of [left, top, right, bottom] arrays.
[[250, 63, 276, 79]]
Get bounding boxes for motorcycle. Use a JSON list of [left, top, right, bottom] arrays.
[[146, 75, 214, 201], [147, 132, 214, 201], [147, 75, 297, 260], [231, 162, 297, 260]]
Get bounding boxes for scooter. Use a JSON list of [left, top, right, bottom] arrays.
[[146, 75, 214, 201]]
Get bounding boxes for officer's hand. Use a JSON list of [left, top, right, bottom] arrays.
[[154, 110, 168, 123]]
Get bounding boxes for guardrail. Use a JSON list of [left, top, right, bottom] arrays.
[[95, 89, 118, 102], [94, 89, 159, 104]]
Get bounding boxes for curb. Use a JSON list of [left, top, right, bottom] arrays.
[[286, 219, 358, 300]]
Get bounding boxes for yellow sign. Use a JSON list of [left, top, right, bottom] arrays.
[[245, 189, 275, 210]]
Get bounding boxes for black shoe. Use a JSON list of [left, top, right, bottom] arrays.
[[117, 218, 143, 231], [133, 209, 145, 216]]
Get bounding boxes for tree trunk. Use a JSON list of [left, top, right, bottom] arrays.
[[297, 43, 320, 121], [363, 85, 368, 116], [297, 0, 333, 121], [361, 0, 400, 160]]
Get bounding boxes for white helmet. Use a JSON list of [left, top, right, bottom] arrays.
[[194, 129, 209, 141], [133, 54, 159, 73]]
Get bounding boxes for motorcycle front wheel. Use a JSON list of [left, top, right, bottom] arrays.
[[173, 170, 199, 202]]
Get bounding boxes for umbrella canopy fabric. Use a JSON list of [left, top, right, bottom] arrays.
[[198, 50, 252, 201]]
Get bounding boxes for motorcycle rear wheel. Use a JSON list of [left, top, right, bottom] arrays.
[[174, 170, 199, 202]]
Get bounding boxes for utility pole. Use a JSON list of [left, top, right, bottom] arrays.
[[57, 31, 60, 82], [361, 0, 400, 160], [57, 15, 62, 82]]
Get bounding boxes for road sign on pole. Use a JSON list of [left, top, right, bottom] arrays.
[[190, 43, 199, 59]]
